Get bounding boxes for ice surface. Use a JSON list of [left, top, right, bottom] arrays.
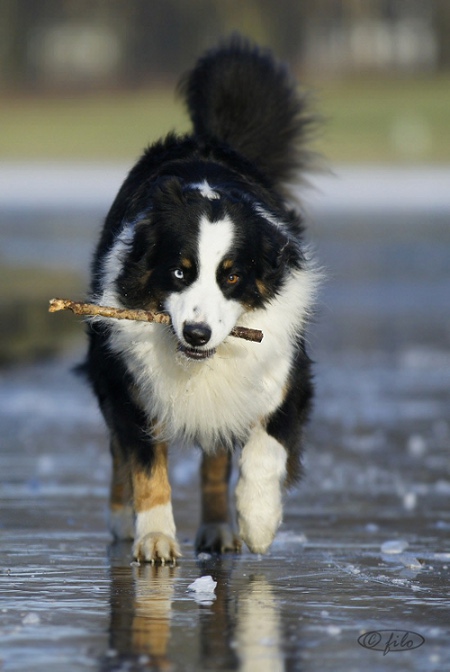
[[2, 179, 450, 671], [382, 553, 422, 570], [22, 613, 41, 626], [407, 434, 427, 457], [381, 539, 409, 554], [402, 491, 417, 510]]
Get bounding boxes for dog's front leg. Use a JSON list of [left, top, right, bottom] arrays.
[[195, 450, 241, 555], [131, 443, 181, 564], [235, 425, 287, 554]]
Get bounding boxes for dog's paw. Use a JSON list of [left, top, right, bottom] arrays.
[[195, 523, 241, 555], [237, 511, 280, 555], [235, 471, 283, 554], [133, 532, 182, 565]]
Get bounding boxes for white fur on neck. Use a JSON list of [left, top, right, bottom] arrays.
[[100, 261, 316, 448]]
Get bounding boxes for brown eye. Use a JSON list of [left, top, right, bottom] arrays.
[[226, 273, 240, 285]]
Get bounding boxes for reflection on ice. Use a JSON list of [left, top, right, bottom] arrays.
[[236, 576, 283, 672], [101, 548, 287, 671]]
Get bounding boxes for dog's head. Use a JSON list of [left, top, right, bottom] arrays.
[[100, 176, 301, 361]]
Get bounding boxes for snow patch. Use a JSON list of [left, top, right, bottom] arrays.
[[187, 575, 217, 605], [22, 613, 41, 626], [381, 539, 409, 554]]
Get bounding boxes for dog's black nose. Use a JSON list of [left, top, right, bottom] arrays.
[[183, 322, 212, 347]]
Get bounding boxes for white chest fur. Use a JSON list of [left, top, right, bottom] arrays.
[[105, 268, 315, 450]]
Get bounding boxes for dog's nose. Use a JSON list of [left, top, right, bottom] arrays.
[[183, 322, 212, 347]]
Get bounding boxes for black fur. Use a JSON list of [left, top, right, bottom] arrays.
[[84, 35, 316, 558], [178, 34, 314, 185]]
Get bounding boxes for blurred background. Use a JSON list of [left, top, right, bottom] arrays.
[[2, 6, 450, 668], [0, 0, 449, 364]]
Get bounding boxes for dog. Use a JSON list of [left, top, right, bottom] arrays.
[[85, 36, 318, 563]]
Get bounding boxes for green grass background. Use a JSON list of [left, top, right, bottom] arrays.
[[1, 75, 449, 164]]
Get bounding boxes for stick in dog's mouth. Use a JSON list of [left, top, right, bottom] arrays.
[[48, 298, 264, 344]]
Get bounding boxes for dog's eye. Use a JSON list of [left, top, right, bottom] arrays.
[[172, 268, 184, 280], [226, 273, 240, 285]]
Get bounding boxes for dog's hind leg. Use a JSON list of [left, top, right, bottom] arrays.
[[195, 450, 241, 555], [109, 436, 134, 540], [131, 442, 181, 564]]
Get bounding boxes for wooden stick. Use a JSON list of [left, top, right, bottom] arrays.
[[49, 298, 264, 343]]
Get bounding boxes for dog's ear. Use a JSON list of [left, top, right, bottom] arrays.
[[276, 238, 296, 269], [151, 177, 187, 211], [126, 215, 156, 265], [261, 227, 296, 275], [122, 178, 185, 266]]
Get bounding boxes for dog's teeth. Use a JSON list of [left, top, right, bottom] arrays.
[[178, 345, 215, 361]]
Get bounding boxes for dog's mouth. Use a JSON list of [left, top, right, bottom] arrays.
[[178, 344, 216, 361]]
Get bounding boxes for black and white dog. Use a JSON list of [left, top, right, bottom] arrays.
[[85, 36, 318, 563]]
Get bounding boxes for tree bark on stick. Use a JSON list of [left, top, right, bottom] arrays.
[[49, 298, 264, 343]]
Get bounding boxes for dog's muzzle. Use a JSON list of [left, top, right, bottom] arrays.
[[179, 322, 216, 360]]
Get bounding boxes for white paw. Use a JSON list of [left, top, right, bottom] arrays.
[[133, 503, 179, 563], [133, 532, 181, 564], [236, 488, 282, 554], [109, 505, 135, 540]]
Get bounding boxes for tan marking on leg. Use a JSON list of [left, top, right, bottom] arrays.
[[109, 437, 132, 510], [196, 450, 241, 553], [200, 451, 232, 524], [109, 436, 134, 539], [131, 443, 180, 562], [132, 443, 171, 513]]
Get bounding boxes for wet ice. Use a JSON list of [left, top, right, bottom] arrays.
[[1, 168, 450, 671]]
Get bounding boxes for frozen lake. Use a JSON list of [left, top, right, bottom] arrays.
[[1, 166, 450, 671]]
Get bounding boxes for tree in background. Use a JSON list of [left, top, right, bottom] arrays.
[[0, 0, 448, 92]]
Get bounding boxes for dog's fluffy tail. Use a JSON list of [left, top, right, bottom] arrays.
[[179, 34, 315, 187]]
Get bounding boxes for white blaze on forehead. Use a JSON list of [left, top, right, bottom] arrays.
[[197, 215, 234, 283], [166, 214, 242, 349]]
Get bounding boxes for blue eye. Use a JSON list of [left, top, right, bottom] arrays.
[[173, 268, 184, 280]]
